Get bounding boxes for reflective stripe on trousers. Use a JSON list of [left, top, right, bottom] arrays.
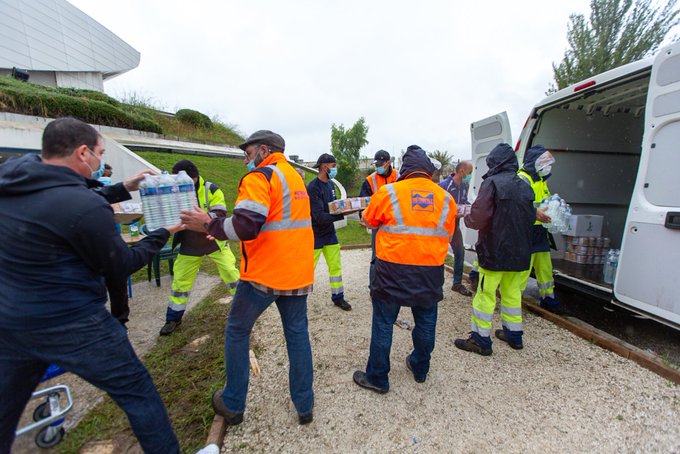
[[314, 244, 344, 297], [168, 247, 240, 313], [470, 267, 525, 337]]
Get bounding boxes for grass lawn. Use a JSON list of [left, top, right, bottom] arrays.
[[57, 285, 229, 454]]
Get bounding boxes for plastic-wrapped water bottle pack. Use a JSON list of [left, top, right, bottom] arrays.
[[539, 193, 572, 234], [139, 171, 197, 231]]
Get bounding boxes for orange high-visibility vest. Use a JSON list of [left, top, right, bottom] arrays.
[[366, 169, 397, 195], [363, 176, 457, 266], [236, 153, 314, 290]]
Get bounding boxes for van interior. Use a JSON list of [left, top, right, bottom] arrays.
[[523, 68, 652, 288]]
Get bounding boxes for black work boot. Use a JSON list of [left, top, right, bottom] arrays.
[[159, 320, 181, 336], [334, 298, 352, 311], [495, 329, 524, 350]]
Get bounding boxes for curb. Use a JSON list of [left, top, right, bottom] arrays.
[[205, 415, 227, 450], [340, 244, 371, 250]]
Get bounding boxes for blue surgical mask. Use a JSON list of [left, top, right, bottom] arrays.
[[376, 166, 386, 175], [328, 167, 338, 179], [463, 175, 472, 184], [87, 150, 105, 180], [247, 160, 256, 172]]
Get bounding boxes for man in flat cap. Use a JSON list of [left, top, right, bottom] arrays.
[[181, 129, 316, 425], [307, 153, 351, 311]]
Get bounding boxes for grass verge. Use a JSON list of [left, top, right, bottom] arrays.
[[57, 285, 229, 454]]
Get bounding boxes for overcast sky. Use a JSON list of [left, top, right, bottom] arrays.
[[70, 0, 592, 161]]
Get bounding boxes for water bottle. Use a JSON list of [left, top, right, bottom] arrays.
[[157, 172, 179, 226], [603, 249, 620, 284], [176, 170, 197, 211], [140, 175, 162, 231]]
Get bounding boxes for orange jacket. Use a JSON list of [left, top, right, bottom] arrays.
[[365, 169, 397, 195], [363, 175, 457, 305], [227, 153, 314, 290]]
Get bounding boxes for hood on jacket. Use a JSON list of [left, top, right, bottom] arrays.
[[521, 144, 548, 177], [0, 154, 89, 196], [484, 143, 518, 178], [397, 145, 435, 181]]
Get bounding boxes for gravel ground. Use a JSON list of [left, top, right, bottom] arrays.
[[12, 272, 221, 454], [221, 249, 680, 453]]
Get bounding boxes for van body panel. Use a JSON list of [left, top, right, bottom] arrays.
[[465, 112, 512, 248], [614, 43, 680, 326]]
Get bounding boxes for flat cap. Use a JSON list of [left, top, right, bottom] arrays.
[[239, 130, 285, 152]]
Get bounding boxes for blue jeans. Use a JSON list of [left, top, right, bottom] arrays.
[[0, 310, 178, 454], [365, 298, 438, 389], [451, 220, 465, 286], [220, 281, 314, 416]]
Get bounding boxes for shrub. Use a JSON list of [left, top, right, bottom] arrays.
[[176, 108, 212, 129]]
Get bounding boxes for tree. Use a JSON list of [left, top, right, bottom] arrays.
[[427, 150, 454, 177], [330, 117, 369, 194], [550, 0, 679, 92]]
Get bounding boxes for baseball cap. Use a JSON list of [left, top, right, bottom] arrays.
[[312, 153, 336, 168], [239, 130, 285, 152], [373, 150, 390, 165]]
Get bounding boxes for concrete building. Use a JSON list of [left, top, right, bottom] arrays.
[[0, 0, 139, 91]]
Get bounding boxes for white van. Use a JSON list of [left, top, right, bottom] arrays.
[[467, 42, 680, 330]]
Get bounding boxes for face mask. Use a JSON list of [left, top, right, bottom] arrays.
[[537, 165, 552, 177], [247, 160, 256, 172], [376, 166, 386, 175], [87, 150, 105, 179], [463, 174, 472, 184], [328, 167, 338, 179]]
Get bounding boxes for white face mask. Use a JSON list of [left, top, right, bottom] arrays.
[[537, 165, 552, 177]]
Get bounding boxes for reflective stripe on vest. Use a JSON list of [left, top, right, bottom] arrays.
[[379, 184, 452, 238], [259, 165, 312, 232], [371, 173, 378, 193]]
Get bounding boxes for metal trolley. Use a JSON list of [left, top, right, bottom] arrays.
[[15, 364, 74, 448]]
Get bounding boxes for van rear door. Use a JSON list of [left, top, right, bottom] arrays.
[[615, 43, 680, 328], [464, 112, 513, 247]]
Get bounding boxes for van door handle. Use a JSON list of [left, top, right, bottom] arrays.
[[665, 212, 680, 230]]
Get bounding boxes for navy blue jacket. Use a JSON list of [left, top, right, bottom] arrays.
[[522, 144, 552, 252], [0, 154, 169, 329], [307, 177, 343, 249], [464, 144, 536, 272]]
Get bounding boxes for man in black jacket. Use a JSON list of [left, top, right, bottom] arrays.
[[307, 153, 350, 310], [0, 118, 182, 453], [454, 143, 535, 355]]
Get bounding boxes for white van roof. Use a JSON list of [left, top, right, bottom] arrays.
[[536, 56, 654, 109]]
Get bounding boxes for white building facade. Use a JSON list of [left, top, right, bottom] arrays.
[[0, 0, 139, 91]]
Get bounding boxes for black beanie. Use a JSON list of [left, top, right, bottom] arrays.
[[172, 159, 199, 179]]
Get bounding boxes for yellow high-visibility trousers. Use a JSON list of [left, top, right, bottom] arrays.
[[471, 267, 525, 337], [314, 243, 344, 301], [167, 247, 239, 321]]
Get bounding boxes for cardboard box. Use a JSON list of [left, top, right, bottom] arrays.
[[566, 215, 603, 238]]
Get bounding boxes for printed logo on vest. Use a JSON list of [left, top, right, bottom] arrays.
[[411, 191, 434, 212], [294, 190, 309, 200]]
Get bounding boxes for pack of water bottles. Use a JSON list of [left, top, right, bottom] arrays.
[[139, 171, 197, 231], [538, 193, 572, 234]]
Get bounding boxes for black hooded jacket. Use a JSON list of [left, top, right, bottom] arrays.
[[464, 144, 535, 271], [0, 154, 169, 329], [521, 144, 552, 252]]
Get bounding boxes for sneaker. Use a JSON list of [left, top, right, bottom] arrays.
[[494, 329, 523, 350], [211, 390, 244, 425], [334, 299, 352, 311], [454, 335, 492, 356], [159, 320, 181, 336], [298, 411, 313, 425], [352, 371, 388, 394], [451, 284, 472, 297], [405, 354, 426, 383]]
